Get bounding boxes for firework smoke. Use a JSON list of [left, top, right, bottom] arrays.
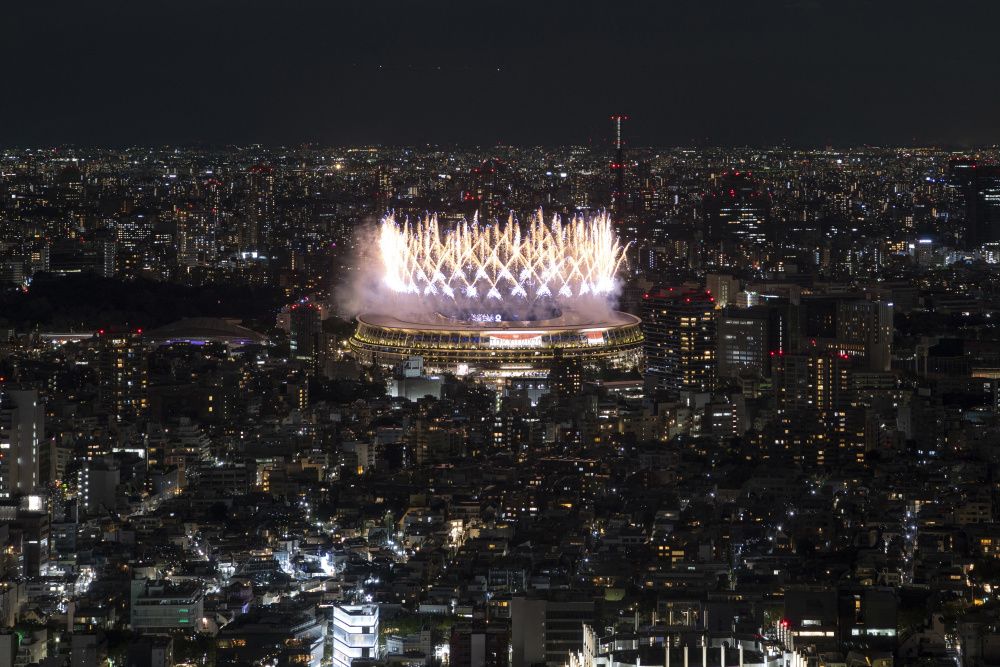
[[338, 210, 629, 322]]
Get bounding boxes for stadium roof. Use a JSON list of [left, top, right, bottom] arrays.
[[358, 310, 638, 332], [145, 317, 268, 347]]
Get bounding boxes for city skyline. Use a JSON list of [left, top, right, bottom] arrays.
[[5, 4, 1000, 667], [1, 126, 1000, 667]]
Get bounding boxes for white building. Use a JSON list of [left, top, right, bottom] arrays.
[[332, 604, 379, 667], [566, 625, 770, 667]]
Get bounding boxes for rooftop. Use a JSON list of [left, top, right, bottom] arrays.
[[145, 317, 268, 346], [358, 309, 639, 332]]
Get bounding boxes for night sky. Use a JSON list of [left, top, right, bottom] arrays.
[[5, 0, 1000, 147]]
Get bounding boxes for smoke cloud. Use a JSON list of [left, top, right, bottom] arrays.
[[335, 210, 627, 324]]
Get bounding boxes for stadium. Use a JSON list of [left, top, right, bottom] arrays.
[[349, 211, 644, 375], [350, 310, 643, 375]]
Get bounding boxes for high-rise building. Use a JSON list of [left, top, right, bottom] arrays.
[[510, 596, 594, 667], [95, 229, 117, 278], [796, 296, 893, 372], [48, 237, 116, 278], [549, 349, 583, 401], [642, 289, 717, 397], [610, 114, 628, 222], [774, 350, 863, 466], [175, 205, 215, 268], [78, 455, 120, 515], [0, 387, 43, 497], [970, 167, 1000, 246], [705, 273, 740, 309], [703, 171, 770, 245], [3, 495, 50, 576], [835, 300, 893, 372], [114, 214, 152, 278], [290, 302, 322, 361], [245, 164, 276, 251], [717, 306, 786, 379], [98, 330, 148, 422], [332, 604, 379, 667], [950, 160, 1000, 247], [948, 157, 978, 189], [467, 159, 507, 221]]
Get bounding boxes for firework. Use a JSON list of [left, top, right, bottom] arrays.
[[378, 210, 628, 312]]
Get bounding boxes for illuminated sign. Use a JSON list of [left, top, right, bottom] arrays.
[[469, 313, 503, 323], [487, 332, 543, 348]]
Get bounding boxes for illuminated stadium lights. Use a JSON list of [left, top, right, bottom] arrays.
[[349, 311, 643, 372], [354, 209, 643, 375]]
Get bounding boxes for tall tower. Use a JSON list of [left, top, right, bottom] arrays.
[[610, 114, 628, 222], [468, 159, 505, 221], [0, 387, 43, 497], [290, 302, 322, 362], [641, 289, 717, 398], [958, 163, 1000, 248], [98, 330, 148, 423], [703, 171, 770, 245], [245, 164, 276, 252]]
